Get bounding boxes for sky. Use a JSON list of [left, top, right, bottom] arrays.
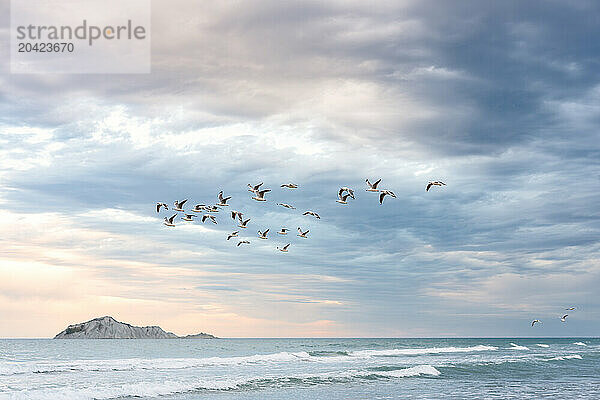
[[1, 0, 599, 338]]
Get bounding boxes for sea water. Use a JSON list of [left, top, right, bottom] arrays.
[[1, 338, 599, 399]]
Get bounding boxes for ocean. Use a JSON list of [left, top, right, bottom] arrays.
[[1, 338, 599, 399]]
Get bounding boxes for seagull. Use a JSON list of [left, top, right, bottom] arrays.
[[339, 187, 355, 199], [303, 211, 320, 219], [281, 183, 298, 189], [205, 205, 220, 213], [163, 214, 177, 227], [277, 243, 290, 252], [237, 240, 250, 247], [258, 229, 269, 239], [238, 218, 251, 228], [192, 204, 206, 213], [278, 228, 289, 235], [336, 192, 351, 205], [252, 189, 271, 202], [248, 182, 263, 193], [365, 178, 382, 192], [531, 319, 541, 327], [173, 199, 187, 212], [379, 190, 396, 204], [156, 202, 168, 213], [227, 231, 239, 240], [565, 307, 576, 311], [181, 214, 196, 222], [426, 181, 446, 191], [231, 211, 244, 220], [277, 203, 296, 209], [201, 214, 217, 224], [560, 314, 569, 322], [217, 191, 231, 206], [297, 227, 309, 238]]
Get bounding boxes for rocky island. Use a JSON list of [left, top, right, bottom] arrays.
[[54, 316, 218, 339]]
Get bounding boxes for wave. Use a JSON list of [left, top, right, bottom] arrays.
[[546, 354, 582, 361], [508, 343, 529, 350], [349, 345, 498, 357], [0, 365, 441, 399], [573, 342, 587, 346], [536, 344, 549, 348]]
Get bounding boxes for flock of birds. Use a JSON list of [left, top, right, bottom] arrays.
[[155, 178, 575, 329], [531, 306, 577, 327], [155, 178, 434, 251]]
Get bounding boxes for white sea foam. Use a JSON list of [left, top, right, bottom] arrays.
[[536, 344, 549, 348], [546, 354, 582, 361], [573, 342, 587, 346], [350, 345, 498, 357], [508, 343, 529, 350], [0, 365, 441, 400]]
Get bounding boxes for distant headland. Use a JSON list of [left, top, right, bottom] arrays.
[[53, 316, 218, 339]]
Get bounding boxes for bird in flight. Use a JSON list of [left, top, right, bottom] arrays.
[[181, 214, 196, 222], [163, 214, 177, 227], [258, 229, 270, 239], [560, 314, 569, 322], [426, 181, 446, 191], [231, 210, 243, 220], [531, 319, 541, 327], [365, 178, 382, 192], [201, 214, 217, 224], [281, 183, 298, 189], [248, 182, 263, 193], [156, 202, 168, 212], [252, 189, 271, 202], [173, 199, 187, 212], [238, 218, 251, 228], [336, 192, 352, 205], [297, 227, 309, 238], [565, 307, 576, 311], [277, 243, 290, 252], [227, 231, 239, 240], [379, 190, 396, 204], [277, 203, 296, 209], [339, 187, 355, 199], [217, 191, 231, 206], [237, 240, 250, 247], [303, 211, 320, 219], [278, 228, 289, 235]]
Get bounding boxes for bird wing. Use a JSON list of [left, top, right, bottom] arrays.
[[562, 314, 568, 319], [156, 204, 161, 212], [373, 178, 381, 189], [218, 191, 223, 201], [426, 183, 432, 191], [338, 187, 345, 198], [298, 227, 303, 234], [180, 199, 188, 207], [283, 244, 290, 250], [379, 192, 386, 204], [264, 229, 269, 235], [168, 214, 177, 223]]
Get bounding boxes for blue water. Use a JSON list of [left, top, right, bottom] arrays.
[[1, 338, 599, 399]]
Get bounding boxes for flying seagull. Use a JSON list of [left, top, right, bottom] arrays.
[[426, 181, 446, 191], [339, 187, 355, 199], [258, 229, 269, 239], [277, 203, 296, 209], [278, 228, 289, 235], [181, 214, 196, 222], [565, 307, 576, 311], [281, 183, 298, 189], [252, 189, 271, 202], [156, 202, 168, 213], [237, 240, 250, 247], [297, 227, 309, 238], [336, 192, 351, 205], [303, 211, 320, 219], [201, 214, 217, 224], [277, 243, 290, 252], [365, 178, 381, 192], [560, 314, 569, 322], [238, 218, 251, 228], [379, 190, 396, 204], [217, 191, 231, 206], [173, 199, 187, 212], [248, 182, 263, 193], [531, 319, 541, 327], [163, 214, 177, 227], [227, 231, 239, 240]]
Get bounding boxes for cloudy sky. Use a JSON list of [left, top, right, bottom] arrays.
[[1, 0, 599, 338]]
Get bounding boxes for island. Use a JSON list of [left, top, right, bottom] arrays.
[[53, 316, 218, 339]]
